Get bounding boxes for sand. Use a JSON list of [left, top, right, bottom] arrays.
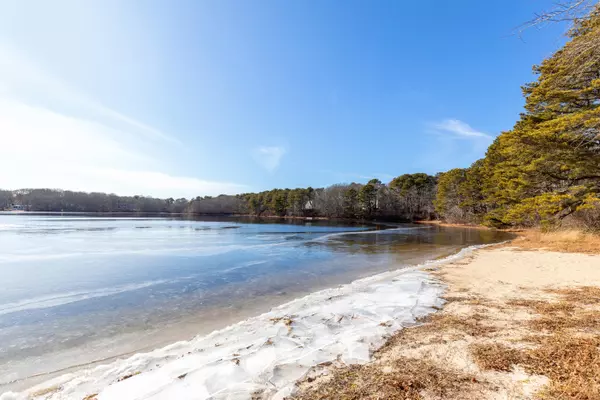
[[440, 246, 600, 299], [294, 246, 600, 399]]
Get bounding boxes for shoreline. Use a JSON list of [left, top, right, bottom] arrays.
[[293, 243, 600, 399], [0, 244, 493, 400], [414, 220, 494, 230]]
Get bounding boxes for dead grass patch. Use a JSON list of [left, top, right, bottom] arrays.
[[519, 334, 551, 345], [428, 313, 497, 337], [293, 357, 481, 400], [375, 307, 499, 357], [471, 336, 600, 399], [506, 299, 576, 314], [513, 229, 600, 254], [470, 343, 523, 372], [441, 296, 468, 303], [442, 295, 490, 307], [529, 312, 600, 332], [524, 335, 600, 399], [546, 286, 600, 305], [470, 287, 600, 399]]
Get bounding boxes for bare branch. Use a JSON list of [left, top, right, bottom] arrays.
[[515, 0, 597, 37]]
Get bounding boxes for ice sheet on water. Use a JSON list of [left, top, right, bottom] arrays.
[[2, 246, 491, 400], [0, 279, 175, 316]]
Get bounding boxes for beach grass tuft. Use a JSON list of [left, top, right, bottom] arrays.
[[293, 357, 479, 400]]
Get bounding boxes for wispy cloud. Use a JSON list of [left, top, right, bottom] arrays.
[[0, 42, 245, 198], [414, 118, 494, 173], [0, 41, 179, 145], [253, 146, 286, 172], [429, 119, 492, 139]]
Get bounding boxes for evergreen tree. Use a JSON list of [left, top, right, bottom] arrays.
[[483, 7, 600, 226]]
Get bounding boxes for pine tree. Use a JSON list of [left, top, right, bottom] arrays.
[[482, 7, 600, 226]]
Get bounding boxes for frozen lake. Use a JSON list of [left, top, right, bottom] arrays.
[[0, 214, 511, 390]]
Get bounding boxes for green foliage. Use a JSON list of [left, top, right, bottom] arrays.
[[435, 168, 467, 217], [390, 173, 436, 196], [435, 6, 600, 228]]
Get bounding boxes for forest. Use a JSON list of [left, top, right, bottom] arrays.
[[0, 173, 437, 222], [2, 5, 599, 229]]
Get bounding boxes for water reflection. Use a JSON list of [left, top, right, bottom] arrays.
[[310, 225, 511, 256]]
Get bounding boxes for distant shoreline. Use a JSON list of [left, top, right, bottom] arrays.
[[0, 210, 428, 226]]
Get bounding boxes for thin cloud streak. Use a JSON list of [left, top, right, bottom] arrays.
[[0, 41, 179, 145], [429, 119, 492, 139]]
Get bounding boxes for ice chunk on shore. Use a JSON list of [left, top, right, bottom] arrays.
[[1, 246, 491, 400]]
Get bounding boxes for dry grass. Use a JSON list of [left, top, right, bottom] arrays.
[[293, 297, 501, 399], [293, 357, 480, 400], [512, 229, 600, 254], [470, 288, 600, 399], [471, 335, 600, 399], [377, 311, 497, 354], [427, 313, 497, 337], [506, 299, 576, 314], [470, 343, 524, 372], [546, 286, 600, 304], [443, 295, 492, 307], [529, 312, 600, 331], [525, 335, 600, 399]]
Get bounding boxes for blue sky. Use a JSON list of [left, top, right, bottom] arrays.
[[0, 0, 569, 197]]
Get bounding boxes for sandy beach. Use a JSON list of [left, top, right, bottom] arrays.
[[294, 236, 600, 399]]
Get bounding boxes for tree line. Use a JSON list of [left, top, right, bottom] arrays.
[[435, 5, 600, 230], [3, 5, 599, 229], [0, 189, 189, 214], [1, 173, 437, 222]]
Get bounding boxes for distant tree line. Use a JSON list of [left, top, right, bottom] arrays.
[[0, 174, 437, 222], [0, 189, 189, 214]]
